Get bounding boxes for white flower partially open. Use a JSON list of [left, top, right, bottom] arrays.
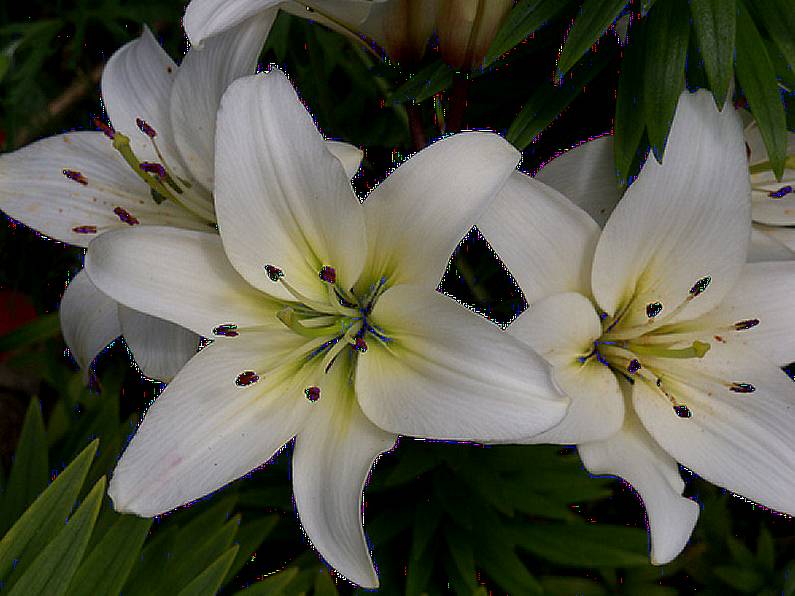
[[478, 90, 795, 566], [0, 19, 360, 380], [84, 68, 567, 587]]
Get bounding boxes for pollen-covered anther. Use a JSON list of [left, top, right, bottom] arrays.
[[93, 117, 115, 139], [235, 371, 259, 387], [72, 225, 97, 234], [646, 301, 663, 318], [136, 118, 157, 138], [305, 386, 321, 402], [264, 265, 283, 282], [63, 170, 87, 185], [729, 382, 756, 394], [213, 324, 239, 337], [769, 185, 793, 198], [353, 337, 368, 353], [319, 266, 336, 284], [113, 206, 139, 226], [734, 318, 760, 331], [689, 276, 711, 297], [673, 404, 692, 418], [140, 162, 166, 180], [627, 359, 641, 374]]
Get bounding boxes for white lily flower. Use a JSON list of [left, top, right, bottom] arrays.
[[0, 19, 361, 380], [84, 68, 567, 587], [478, 90, 795, 566]]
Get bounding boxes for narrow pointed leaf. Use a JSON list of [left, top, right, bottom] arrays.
[[222, 515, 279, 584], [557, 0, 628, 75], [690, 0, 736, 107], [0, 313, 59, 352], [749, 0, 795, 75], [236, 567, 300, 594], [485, 0, 573, 66], [176, 545, 239, 596], [614, 19, 647, 181]]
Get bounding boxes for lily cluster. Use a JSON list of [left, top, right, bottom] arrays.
[[1, 2, 794, 590]]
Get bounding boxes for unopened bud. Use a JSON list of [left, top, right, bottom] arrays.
[[436, 0, 513, 70]]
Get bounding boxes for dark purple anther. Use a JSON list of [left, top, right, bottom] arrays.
[[353, 337, 368, 353], [213, 324, 239, 337], [235, 371, 259, 387], [72, 225, 97, 234], [734, 318, 760, 331], [136, 118, 157, 138], [305, 386, 321, 402], [646, 302, 663, 318], [63, 170, 87, 185], [689, 276, 711, 297], [319, 266, 336, 284], [627, 359, 641, 374], [769, 186, 793, 199], [140, 162, 166, 180], [93, 117, 115, 139], [729, 382, 756, 394], [264, 265, 283, 282], [673, 405, 692, 418], [113, 206, 140, 226]]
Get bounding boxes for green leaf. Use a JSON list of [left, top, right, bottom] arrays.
[[0, 398, 48, 535], [176, 545, 239, 596], [541, 576, 608, 596], [713, 564, 764, 592], [484, 0, 572, 66], [477, 538, 543, 595], [222, 515, 279, 585], [756, 527, 775, 573], [643, 0, 689, 161], [690, 0, 736, 107], [236, 567, 300, 594], [0, 312, 59, 352], [389, 59, 453, 105], [0, 440, 97, 584], [750, 0, 795, 77], [66, 514, 152, 596], [313, 569, 338, 596], [444, 526, 478, 591], [7, 477, 105, 596], [557, 0, 628, 76], [736, 2, 788, 178]]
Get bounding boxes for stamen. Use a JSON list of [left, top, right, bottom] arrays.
[[305, 386, 321, 402], [264, 265, 284, 281], [93, 117, 115, 139], [213, 324, 239, 337], [646, 302, 663, 319], [113, 207, 139, 226], [319, 266, 336, 284], [136, 118, 157, 138], [140, 162, 166, 180], [72, 225, 97, 234], [729, 382, 756, 394], [235, 371, 259, 387], [354, 337, 368, 353], [63, 170, 87, 185], [627, 358, 641, 374], [769, 186, 793, 199], [627, 340, 710, 359], [734, 318, 760, 331], [673, 405, 692, 418], [689, 276, 711, 297]]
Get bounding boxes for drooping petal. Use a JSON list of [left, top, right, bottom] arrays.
[[633, 341, 795, 517], [359, 132, 519, 293], [535, 135, 622, 227], [118, 306, 199, 382], [0, 132, 206, 247], [748, 226, 795, 262], [293, 358, 395, 589], [85, 226, 281, 338], [509, 292, 624, 443], [357, 284, 568, 441], [171, 11, 276, 190], [214, 69, 366, 303], [579, 401, 699, 566], [591, 90, 750, 328], [477, 172, 600, 304], [59, 270, 121, 374], [109, 332, 316, 516], [325, 140, 363, 179]]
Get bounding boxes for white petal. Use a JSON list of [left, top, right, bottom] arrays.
[[633, 341, 795, 517], [85, 226, 280, 337], [325, 140, 363, 179], [293, 362, 395, 589], [118, 306, 199, 382], [171, 11, 276, 190], [535, 135, 622, 227], [579, 403, 699, 565], [360, 132, 519, 292], [101, 27, 188, 178], [183, 0, 281, 47], [356, 285, 568, 441], [477, 172, 600, 304], [109, 333, 316, 516], [748, 226, 795, 262], [0, 132, 206, 247], [215, 70, 366, 303], [60, 270, 121, 374], [509, 292, 624, 443], [751, 195, 795, 226], [591, 90, 750, 328]]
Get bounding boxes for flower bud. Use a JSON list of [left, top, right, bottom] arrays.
[[436, 0, 512, 70], [364, 0, 438, 64]]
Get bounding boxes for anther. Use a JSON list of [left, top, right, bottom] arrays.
[[729, 382, 756, 394], [235, 371, 259, 387], [689, 276, 711, 297], [136, 118, 157, 138], [673, 405, 692, 418], [93, 117, 115, 139], [734, 318, 760, 331], [646, 302, 663, 318], [113, 207, 139, 226], [264, 265, 283, 282], [213, 324, 239, 337], [353, 337, 368, 353], [72, 225, 97, 234], [627, 359, 641, 374], [305, 386, 321, 402], [140, 162, 166, 180], [769, 186, 793, 199], [319, 266, 336, 284], [63, 170, 87, 185]]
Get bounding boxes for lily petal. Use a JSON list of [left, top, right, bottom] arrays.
[[579, 401, 699, 565], [535, 135, 622, 227], [357, 284, 567, 441], [360, 131, 519, 292], [509, 292, 624, 443], [326, 140, 363, 179], [748, 226, 795, 262], [293, 359, 395, 589], [215, 69, 366, 303], [60, 270, 121, 374], [591, 90, 750, 327], [633, 341, 795, 517], [118, 306, 199, 382], [85, 226, 280, 337], [184, 0, 281, 47], [171, 11, 276, 190], [477, 171, 600, 304], [0, 132, 205, 247], [109, 333, 316, 516]]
